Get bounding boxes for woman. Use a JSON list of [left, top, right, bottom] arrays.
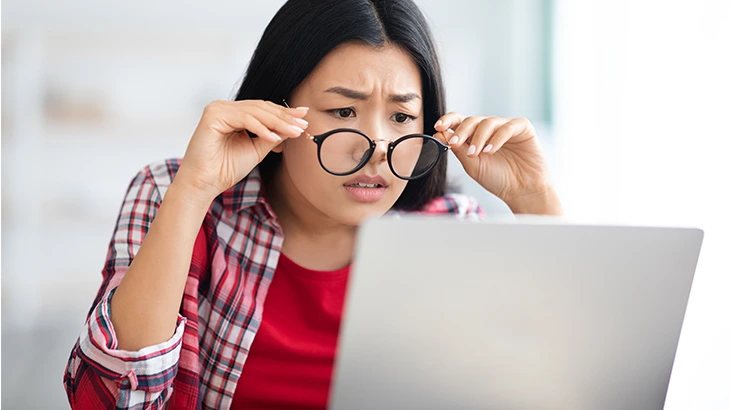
[[64, 0, 563, 408]]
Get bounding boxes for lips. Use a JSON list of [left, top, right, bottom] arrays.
[[347, 182, 382, 188], [343, 175, 388, 203], [343, 175, 389, 188]]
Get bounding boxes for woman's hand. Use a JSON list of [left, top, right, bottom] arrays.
[[434, 113, 563, 215], [175, 100, 310, 202]]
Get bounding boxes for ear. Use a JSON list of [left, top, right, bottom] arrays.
[[271, 140, 285, 153]]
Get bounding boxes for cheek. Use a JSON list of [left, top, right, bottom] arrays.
[[282, 138, 326, 184], [283, 137, 316, 169], [389, 178, 409, 198], [282, 137, 346, 200]]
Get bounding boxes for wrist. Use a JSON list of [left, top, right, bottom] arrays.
[[170, 166, 221, 206], [506, 185, 564, 215], [167, 176, 217, 213]]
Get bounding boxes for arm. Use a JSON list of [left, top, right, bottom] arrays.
[[65, 100, 309, 409], [111, 99, 308, 349], [110, 173, 212, 351], [64, 164, 209, 409]]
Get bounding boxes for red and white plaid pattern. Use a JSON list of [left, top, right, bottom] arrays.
[[64, 158, 485, 409]]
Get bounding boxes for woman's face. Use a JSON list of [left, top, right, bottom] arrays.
[[275, 42, 424, 226]]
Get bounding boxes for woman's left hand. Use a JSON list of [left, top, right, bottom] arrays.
[[433, 113, 563, 215]]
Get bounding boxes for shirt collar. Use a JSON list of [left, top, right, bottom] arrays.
[[220, 167, 270, 213]]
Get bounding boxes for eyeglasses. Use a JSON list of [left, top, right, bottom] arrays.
[[305, 128, 450, 180], [283, 101, 450, 180]]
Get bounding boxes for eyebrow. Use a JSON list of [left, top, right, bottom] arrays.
[[324, 87, 421, 103]]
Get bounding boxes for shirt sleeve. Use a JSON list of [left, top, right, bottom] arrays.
[[64, 163, 187, 409]]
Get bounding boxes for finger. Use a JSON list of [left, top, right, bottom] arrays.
[[226, 100, 308, 140], [432, 127, 455, 145], [245, 104, 308, 138], [485, 118, 531, 154], [449, 116, 488, 150], [261, 100, 310, 119], [233, 112, 282, 144], [448, 134, 473, 165], [466, 117, 510, 157], [433, 111, 465, 133], [245, 100, 310, 136], [202, 101, 277, 142]]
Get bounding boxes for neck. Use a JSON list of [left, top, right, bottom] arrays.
[[268, 165, 357, 271]]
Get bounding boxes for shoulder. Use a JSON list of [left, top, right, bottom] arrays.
[[422, 193, 485, 219], [392, 193, 486, 220], [128, 158, 182, 193], [124, 159, 268, 219]]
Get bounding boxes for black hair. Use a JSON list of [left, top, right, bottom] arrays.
[[234, 0, 448, 211]]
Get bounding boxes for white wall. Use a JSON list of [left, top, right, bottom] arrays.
[[553, 1, 730, 408]]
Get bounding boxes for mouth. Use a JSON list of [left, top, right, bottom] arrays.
[[343, 176, 389, 203], [344, 182, 385, 188]]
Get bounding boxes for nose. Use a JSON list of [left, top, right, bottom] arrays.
[[369, 138, 389, 164], [359, 118, 395, 172], [360, 120, 390, 165]]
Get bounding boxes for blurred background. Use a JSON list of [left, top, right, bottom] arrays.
[[1, 0, 728, 408]]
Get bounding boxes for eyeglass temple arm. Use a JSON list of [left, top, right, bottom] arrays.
[[283, 99, 315, 139]]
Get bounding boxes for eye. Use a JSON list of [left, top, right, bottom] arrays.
[[392, 112, 416, 124], [329, 108, 356, 119]]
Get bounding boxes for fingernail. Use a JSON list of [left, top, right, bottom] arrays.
[[272, 133, 282, 141], [483, 144, 493, 153], [434, 120, 443, 127], [295, 106, 309, 111], [293, 118, 309, 127], [446, 128, 455, 134], [449, 135, 460, 145], [290, 125, 304, 134], [467, 145, 476, 155]]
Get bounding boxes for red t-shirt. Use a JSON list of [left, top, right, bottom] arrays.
[[231, 253, 350, 409]]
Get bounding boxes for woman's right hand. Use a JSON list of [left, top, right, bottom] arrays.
[[174, 99, 309, 202]]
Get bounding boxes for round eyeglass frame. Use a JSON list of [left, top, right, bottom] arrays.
[[307, 128, 450, 180]]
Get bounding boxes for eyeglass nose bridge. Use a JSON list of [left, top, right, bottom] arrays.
[[371, 138, 398, 151]]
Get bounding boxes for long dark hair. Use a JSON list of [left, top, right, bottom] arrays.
[[235, 0, 448, 211]]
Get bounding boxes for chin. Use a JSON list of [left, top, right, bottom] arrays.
[[308, 184, 406, 226], [326, 201, 395, 227]]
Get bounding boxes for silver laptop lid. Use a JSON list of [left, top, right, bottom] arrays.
[[329, 217, 703, 410]]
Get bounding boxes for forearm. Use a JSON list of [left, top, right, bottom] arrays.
[[506, 186, 564, 216], [111, 181, 213, 351]]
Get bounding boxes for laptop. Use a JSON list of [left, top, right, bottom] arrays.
[[328, 216, 703, 410]]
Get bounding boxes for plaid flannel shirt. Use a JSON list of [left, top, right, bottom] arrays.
[[64, 158, 485, 409]]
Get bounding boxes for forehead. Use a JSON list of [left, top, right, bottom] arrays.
[[304, 42, 422, 93]]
